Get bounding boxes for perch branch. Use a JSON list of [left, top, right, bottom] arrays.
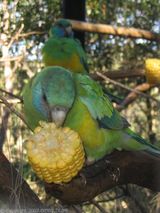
[[69, 20, 160, 41], [45, 151, 160, 204]]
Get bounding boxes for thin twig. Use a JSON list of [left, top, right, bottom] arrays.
[[0, 55, 23, 63], [97, 194, 125, 203], [18, 31, 45, 38], [12, 54, 24, 73], [91, 200, 109, 213], [0, 94, 31, 130], [72, 205, 83, 213], [0, 88, 23, 102], [96, 72, 159, 103], [124, 185, 147, 213], [8, 24, 24, 49], [84, 194, 124, 205]]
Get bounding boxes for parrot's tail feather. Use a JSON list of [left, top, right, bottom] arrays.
[[145, 147, 160, 158], [128, 129, 160, 158], [141, 137, 160, 158]]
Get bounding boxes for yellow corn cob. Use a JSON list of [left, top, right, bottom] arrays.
[[145, 58, 160, 85], [26, 121, 85, 184]]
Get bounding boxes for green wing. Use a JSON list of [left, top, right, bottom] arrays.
[[74, 39, 89, 73], [76, 74, 129, 130]]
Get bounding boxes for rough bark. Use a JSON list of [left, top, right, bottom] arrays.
[[45, 151, 160, 204]]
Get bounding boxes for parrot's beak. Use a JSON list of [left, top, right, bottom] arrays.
[[51, 108, 67, 127], [66, 26, 72, 34]]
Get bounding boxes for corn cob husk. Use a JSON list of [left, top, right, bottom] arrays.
[[145, 58, 160, 85], [26, 122, 85, 184]]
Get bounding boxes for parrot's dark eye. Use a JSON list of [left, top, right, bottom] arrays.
[[55, 106, 61, 111], [42, 94, 47, 102]]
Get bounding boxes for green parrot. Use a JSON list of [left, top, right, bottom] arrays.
[[42, 19, 88, 74], [42, 19, 120, 102], [23, 66, 160, 163]]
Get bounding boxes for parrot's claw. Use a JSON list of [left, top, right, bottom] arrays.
[[86, 157, 95, 165], [79, 172, 87, 185]]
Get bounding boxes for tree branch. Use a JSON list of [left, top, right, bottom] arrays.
[[0, 88, 23, 102], [0, 94, 30, 129], [7, 24, 24, 49], [0, 151, 46, 209], [69, 20, 160, 42], [45, 151, 160, 204], [116, 83, 153, 111], [18, 31, 45, 38], [0, 109, 9, 149], [91, 68, 145, 80], [0, 55, 24, 63], [91, 200, 109, 213], [96, 72, 159, 104]]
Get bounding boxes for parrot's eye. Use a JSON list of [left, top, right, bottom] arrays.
[[42, 94, 47, 102], [54, 106, 68, 112], [55, 107, 60, 111]]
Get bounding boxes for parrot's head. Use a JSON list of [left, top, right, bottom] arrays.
[[50, 19, 74, 38], [32, 66, 75, 127]]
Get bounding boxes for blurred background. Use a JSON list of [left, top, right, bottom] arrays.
[[0, 0, 160, 212]]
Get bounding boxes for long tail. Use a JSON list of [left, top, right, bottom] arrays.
[[145, 146, 160, 158], [127, 128, 160, 157]]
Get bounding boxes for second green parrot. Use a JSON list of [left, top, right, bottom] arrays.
[[42, 19, 88, 74], [23, 66, 160, 163]]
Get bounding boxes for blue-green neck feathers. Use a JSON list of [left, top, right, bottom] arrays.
[[32, 81, 49, 119], [32, 67, 75, 120], [42, 67, 75, 108]]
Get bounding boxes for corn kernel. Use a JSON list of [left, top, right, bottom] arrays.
[[145, 58, 160, 85], [26, 121, 85, 183]]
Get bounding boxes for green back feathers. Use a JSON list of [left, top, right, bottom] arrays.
[[42, 19, 88, 74], [42, 38, 83, 61], [75, 74, 129, 130]]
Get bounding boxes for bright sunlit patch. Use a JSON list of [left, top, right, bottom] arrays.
[[121, 200, 128, 209]]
